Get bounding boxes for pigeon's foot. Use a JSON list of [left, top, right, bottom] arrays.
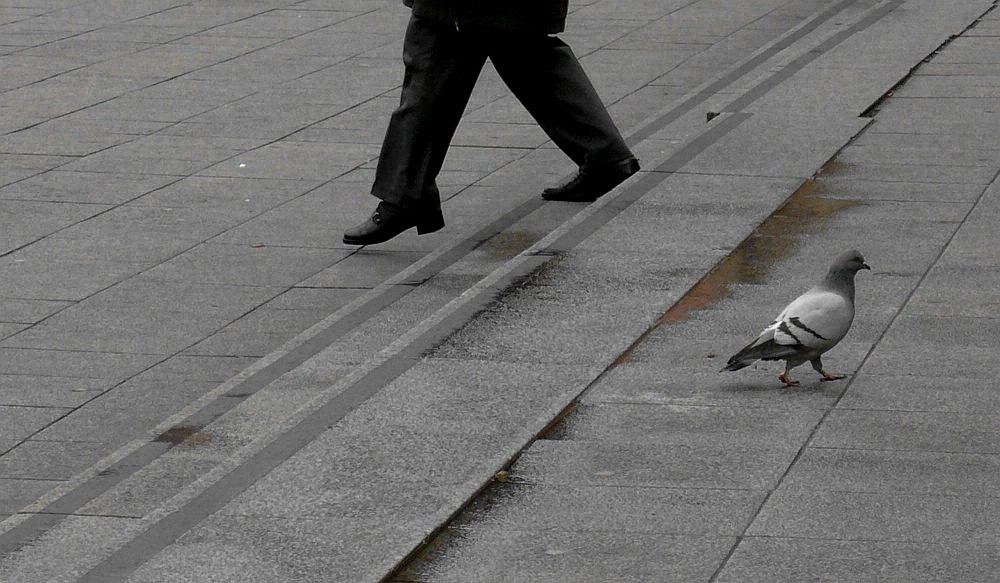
[[820, 373, 846, 382], [778, 372, 800, 387]]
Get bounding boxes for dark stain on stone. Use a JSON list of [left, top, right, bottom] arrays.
[[612, 171, 861, 367], [476, 229, 538, 257], [154, 425, 211, 446]]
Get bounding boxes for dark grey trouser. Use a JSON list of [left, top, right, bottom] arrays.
[[371, 14, 635, 211]]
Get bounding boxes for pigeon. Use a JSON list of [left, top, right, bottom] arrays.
[[721, 250, 870, 386]]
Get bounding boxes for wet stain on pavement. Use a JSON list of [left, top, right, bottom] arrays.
[[154, 425, 211, 446], [476, 228, 538, 257], [611, 172, 860, 367]]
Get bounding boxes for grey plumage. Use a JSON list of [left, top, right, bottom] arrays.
[[722, 250, 870, 386]]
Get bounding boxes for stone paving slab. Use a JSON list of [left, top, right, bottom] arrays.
[[715, 537, 1000, 583], [457, 483, 767, 537], [750, 489, 1000, 542], [511, 438, 797, 490], [397, 529, 734, 583], [779, 448, 1000, 496]]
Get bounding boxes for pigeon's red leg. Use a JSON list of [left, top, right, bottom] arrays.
[[778, 371, 800, 386], [811, 357, 845, 382]]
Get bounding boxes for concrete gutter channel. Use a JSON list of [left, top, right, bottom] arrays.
[[1, 0, 995, 580]]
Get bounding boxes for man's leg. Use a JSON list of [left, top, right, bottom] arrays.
[[344, 15, 487, 245], [490, 34, 634, 169], [370, 15, 487, 212], [489, 33, 638, 202]]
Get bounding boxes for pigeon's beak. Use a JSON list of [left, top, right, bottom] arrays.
[[861, 262, 871, 270]]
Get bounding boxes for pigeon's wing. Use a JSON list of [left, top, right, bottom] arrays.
[[773, 288, 854, 352], [722, 288, 854, 371]]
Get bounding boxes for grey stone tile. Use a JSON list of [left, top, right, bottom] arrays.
[[199, 141, 379, 181], [839, 140, 1000, 168], [0, 515, 145, 583], [332, 358, 602, 438], [935, 36, 1000, 64], [822, 159, 998, 184], [0, 153, 76, 187], [0, 298, 72, 324], [143, 243, 349, 287], [211, 184, 371, 249], [583, 357, 850, 409], [582, 48, 691, 103], [750, 490, 1000, 543], [813, 409, 1000, 453], [28, 207, 234, 262], [0, 323, 29, 341], [814, 176, 986, 202], [878, 96, 1000, 120], [904, 266, 1000, 318], [78, 454, 221, 518], [717, 537, 1000, 583], [840, 373, 1000, 413], [511, 438, 795, 490], [128, 176, 319, 216], [862, 343, 998, 379], [453, 482, 766, 536], [0, 405, 66, 453], [298, 249, 424, 288], [548, 403, 826, 449], [0, 477, 64, 514], [267, 287, 366, 312], [138, 354, 257, 382], [867, 108, 1000, 135], [307, 282, 459, 365], [0, 348, 159, 380], [893, 74, 1000, 98], [781, 448, 1000, 496], [29, 400, 187, 447], [0, 375, 108, 408], [398, 527, 734, 583], [679, 115, 870, 178], [0, 125, 135, 157], [3, 279, 281, 354], [57, 134, 258, 175], [0, 251, 150, 301], [430, 285, 668, 365], [0, 440, 116, 481], [124, 513, 415, 583], [181, 304, 337, 357], [0, 199, 109, 254], [571, 199, 766, 265], [748, 65, 902, 116], [876, 314, 1000, 353]]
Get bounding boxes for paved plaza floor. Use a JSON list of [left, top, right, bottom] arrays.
[[2, 0, 1000, 581]]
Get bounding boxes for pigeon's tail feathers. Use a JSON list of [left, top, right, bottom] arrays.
[[720, 357, 752, 372], [721, 338, 802, 372]]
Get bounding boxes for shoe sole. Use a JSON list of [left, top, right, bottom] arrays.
[[343, 216, 445, 245], [541, 160, 640, 202]]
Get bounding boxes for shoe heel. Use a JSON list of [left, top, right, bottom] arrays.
[[416, 213, 445, 235]]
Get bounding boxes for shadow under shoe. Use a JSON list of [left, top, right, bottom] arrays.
[[342, 201, 445, 245], [542, 157, 640, 202]]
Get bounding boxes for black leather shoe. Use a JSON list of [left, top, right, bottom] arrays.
[[542, 157, 640, 202], [342, 201, 444, 245]]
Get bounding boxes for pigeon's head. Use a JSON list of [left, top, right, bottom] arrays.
[[832, 250, 871, 276]]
